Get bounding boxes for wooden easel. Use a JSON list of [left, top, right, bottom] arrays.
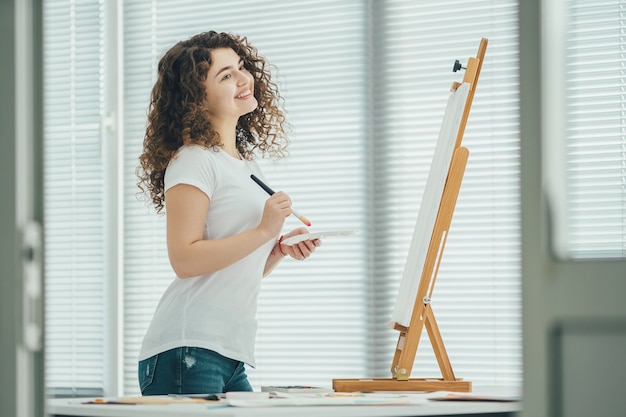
[[333, 38, 488, 393]]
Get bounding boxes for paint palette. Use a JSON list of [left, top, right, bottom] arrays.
[[281, 230, 357, 246]]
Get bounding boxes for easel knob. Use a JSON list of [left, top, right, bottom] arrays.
[[453, 59, 466, 72]]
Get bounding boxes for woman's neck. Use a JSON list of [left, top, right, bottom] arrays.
[[213, 120, 240, 159]]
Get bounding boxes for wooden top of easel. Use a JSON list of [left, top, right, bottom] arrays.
[[452, 38, 488, 149]]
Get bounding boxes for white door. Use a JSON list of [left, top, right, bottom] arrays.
[[520, 1, 626, 416]]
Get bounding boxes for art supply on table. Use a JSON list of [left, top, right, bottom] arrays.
[[261, 385, 332, 394]]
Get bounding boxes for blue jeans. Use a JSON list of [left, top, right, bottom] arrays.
[[138, 347, 253, 395]]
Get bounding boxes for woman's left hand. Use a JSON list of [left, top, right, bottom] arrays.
[[280, 227, 321, 260]]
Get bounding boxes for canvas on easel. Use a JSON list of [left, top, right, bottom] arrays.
[[333, 38, 488, 393]]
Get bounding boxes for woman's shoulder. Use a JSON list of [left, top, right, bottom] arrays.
[[174, 144, 217, 157], [170, 144, 220, 165], [164, 145, 222, 192]]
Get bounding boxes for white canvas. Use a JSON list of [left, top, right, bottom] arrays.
[[389, 82, 470, 327]]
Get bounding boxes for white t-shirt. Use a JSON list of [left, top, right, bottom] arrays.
[[138, 145, 276, 367]]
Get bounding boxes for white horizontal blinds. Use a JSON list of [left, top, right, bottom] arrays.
[[122, 1, 171, 396], [42, 0, 106, 396], [122, 0, 370, 394], [373, 1, 521, 387], [244, 2, 369, 388], [565, 0, 626, 258]]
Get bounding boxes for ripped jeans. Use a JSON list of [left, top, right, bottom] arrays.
[[137, 347, 253, 395]]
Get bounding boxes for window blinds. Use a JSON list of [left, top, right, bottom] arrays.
[[43, 0, 106, 397], [564, 0, 626, 258]]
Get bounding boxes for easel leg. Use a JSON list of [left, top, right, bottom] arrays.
[[425, 306, 456, 380]]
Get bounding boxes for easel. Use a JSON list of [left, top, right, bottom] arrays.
[[333, 38, 488, 393]]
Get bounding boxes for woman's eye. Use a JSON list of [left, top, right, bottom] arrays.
[[221, 73, 231, 81]]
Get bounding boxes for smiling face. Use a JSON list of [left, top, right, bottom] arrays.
[[203, 47, 258, 126]]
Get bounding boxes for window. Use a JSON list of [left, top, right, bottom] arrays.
[[44, 0, 522, 396], [543, 0, 626, 260], [43, 0, 106, 397]]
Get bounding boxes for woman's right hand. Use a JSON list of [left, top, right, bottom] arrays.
[[258, 191, 291, 238]]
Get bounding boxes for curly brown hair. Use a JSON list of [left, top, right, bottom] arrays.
[[137, 31, 289, 213]]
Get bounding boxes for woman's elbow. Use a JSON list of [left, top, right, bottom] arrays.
[[169, 257, 196, 279], [168, 245, 197, 278]]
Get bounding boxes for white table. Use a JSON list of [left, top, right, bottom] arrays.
[[48, 393, 520, 417]]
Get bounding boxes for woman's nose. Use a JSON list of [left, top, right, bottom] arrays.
[[236, 70, 251, 85]]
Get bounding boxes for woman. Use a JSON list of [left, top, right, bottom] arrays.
[[136, 31, 320, 395]]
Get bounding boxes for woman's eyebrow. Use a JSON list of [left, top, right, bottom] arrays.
[[214, 59, 244, 79]]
